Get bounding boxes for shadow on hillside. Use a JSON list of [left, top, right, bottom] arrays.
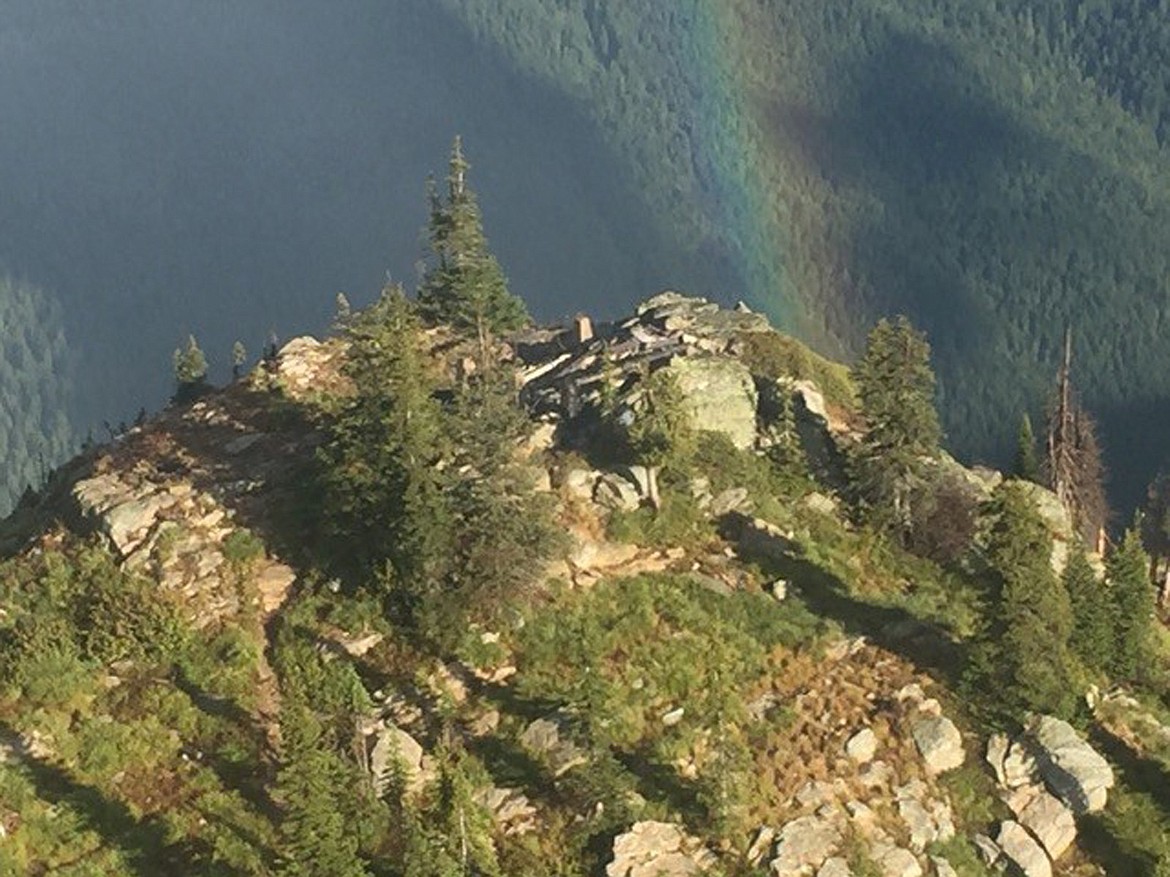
[[0, 722, 246, 876], [170, 666, 278, 819], [723, 513, 964, 682], [166, 382, 328, 577], [1074, 727, 1170, 875]]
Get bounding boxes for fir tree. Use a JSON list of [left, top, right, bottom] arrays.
[[276, 702, 370, 877], [1108, 524, 1155, 681], [851, 316, 941, 536], [1013, 412, 1041, 483], [417, 136, 528, 360], [429, 369, 564, 639], [320, 284, 452, 596], [172, 334, 209, 404], [973, 480, 1077, 718], [1063, 541, 1113, 673]]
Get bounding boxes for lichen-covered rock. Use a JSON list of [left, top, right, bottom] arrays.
[[996, 820, 1051, 877], [911, 715, 964, 775], [663, 355, 758, 450], [1029, 715, 1114, 814]]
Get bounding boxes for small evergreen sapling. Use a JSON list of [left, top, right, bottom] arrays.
[[172, 334, 209, 404]]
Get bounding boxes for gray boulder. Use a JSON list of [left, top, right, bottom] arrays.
[[996, 820, 1051, 877], [817, 859, 853, 877], [520, 714, 587, 777], [1017, 789, 1076, 861], [663, 356, 758, 450], [595, 473, 642, 512], [368, 724, 424, 795], [911, 715, 965, 775], [606, 821, 714, 877], [770, 814, 843, 876], [1029, 715, 1114, 813]]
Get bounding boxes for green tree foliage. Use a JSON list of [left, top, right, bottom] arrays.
[[321, 284, 560, 640], [275, 703, 371, 877], [625, 367, 696, 508], [1142, 470, 1170, 591], [418, 136, 528, 355], [1014, 413, 1041, 484], [403, 743, 500, 877], [442, 0, 1170, 508], [972, 481, 1077, 718], [0, 274, 75, 515], [1108, 525, 1155, 682], [232, 340, 247, 380], [851, 316, 940, 535], [1063, 541, 1113, 674], [172, 334, 210, 404], [320, 285, 453, 592]]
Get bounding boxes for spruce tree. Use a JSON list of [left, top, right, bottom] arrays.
[[1013, 412, 1041, 483], [975, 481, 1077, 718], [1141, 470, 1170, 602], [1108, 525, 1155, 681], [851, 316, 941, 535], [428, 370, 563, 638], [1063, 541, 1113, 673], [320, 284, 452, 596], [276, 702, 370, 877], [172, 334, 209, 404], [418, 136, 528, 359]]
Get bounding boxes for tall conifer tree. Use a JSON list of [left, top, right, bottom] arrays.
[[1108, 525, 1155, 681], [320, 284, 452, 596], [851, 316, 941, 535], [973, 481, 1077, 718], [1063, 541, 1112, 673], [418, 136, 528, 360]]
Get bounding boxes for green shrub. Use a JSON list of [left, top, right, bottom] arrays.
[[222, 527, 266, 568]]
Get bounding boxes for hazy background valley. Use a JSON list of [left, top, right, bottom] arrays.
[[5, 0, 1170, 515]]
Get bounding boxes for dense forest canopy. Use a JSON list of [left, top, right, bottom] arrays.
[[6, 1, 1170, 511], [441, 0, 1170, 511], [0, 275, 74, 511]]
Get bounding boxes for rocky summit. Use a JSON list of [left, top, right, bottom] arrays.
[[0, 291, 1160, 876]]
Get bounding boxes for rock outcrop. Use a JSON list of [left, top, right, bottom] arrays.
[[1029, 715, 1114, 814], [910, 715, 965, 775], [606, 821, 715, 877]]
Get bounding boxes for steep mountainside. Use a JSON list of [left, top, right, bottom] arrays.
[[441, 0, 1170, 508], [2, 294, 1168, 875]]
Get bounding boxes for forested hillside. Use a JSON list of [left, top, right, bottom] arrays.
[[441, 0, 1170, 509], [0, 275, 74, 512]]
